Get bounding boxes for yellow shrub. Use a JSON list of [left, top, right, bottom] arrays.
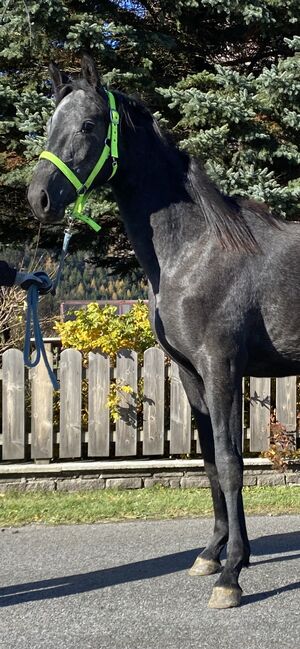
[[54, 301, 156, 361], [55, 301, 156, 423]]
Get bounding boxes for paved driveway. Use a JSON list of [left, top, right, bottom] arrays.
[[0, 515, 299, 649]]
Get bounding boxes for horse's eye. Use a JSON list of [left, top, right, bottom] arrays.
[[81, 121, 94, 133]]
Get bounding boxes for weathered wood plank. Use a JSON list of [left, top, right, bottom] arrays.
[[88, 352, 110, 457], [143, 347, 165, 455], [31, 350, 53, 460], [59, 349, 82, 458], [250, 377, 271, 452], [2, 349, 25, 460], [169, 361, 191, 454], [115, 349, 137, 456], [276, 376, 297, 433]]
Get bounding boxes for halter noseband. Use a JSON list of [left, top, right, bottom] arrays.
[[39, 90, 119, 232]]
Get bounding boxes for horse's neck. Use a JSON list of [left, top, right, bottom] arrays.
[[111, 128, 205, 292]]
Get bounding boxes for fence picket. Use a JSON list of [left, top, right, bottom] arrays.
[[31, 350, 53, 460], [2, 349, 24, 460], [250, 377, 271, 452], [115, 349, 137, 456], [143, 347, 165, 455], [276, 376, 297, 433], [88, 352, 110, 456], [59, 349, 82, 458], [169, 361, 191, 454]]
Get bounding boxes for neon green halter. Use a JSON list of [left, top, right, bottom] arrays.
[[39, 90, 119, 232]]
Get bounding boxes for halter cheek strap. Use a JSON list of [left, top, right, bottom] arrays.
[[39, 90, 119, 232]]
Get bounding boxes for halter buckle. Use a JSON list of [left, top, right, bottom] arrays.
[[77, 184, 88, 196], [110, 109, 120, 125]]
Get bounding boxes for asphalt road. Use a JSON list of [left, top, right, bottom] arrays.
[[0, 515, 299, 649]]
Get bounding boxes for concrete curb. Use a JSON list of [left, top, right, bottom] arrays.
[[0, 458, 299, 492], [0, 457, 273, 476]]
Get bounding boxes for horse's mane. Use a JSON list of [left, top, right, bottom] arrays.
[[113, 91, 283, 253], [187, 160, 282, 253], [57, 78, 283, 253]]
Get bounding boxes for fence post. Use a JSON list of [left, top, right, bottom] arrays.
[[115, 349, 137, 456], [2, 349, 25, 460], [143, 347, 165, 455], [169, 361, 191, 454], [59, 348, 82, 458], [31, 349, 54, 460], [276, 376, 297, 433], [88, 352, 110, 457], [250, 377, 271, 452]]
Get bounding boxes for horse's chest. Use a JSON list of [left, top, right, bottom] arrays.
[[153, 281, 203, 344], [152, 294, 192, 362]]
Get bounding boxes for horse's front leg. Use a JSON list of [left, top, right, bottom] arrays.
[[179, 368, 228, 575], [204, 361, 250, 608]]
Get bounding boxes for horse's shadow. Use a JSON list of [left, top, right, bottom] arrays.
[[250, 531, 300, 564], [0, 531, 299, 608], [0, 547, 199, 608]]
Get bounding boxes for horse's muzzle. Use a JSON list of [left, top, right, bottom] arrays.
[[27, 183, 64, 223]]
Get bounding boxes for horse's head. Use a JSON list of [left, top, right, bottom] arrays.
[[28, 55, 112, 223]]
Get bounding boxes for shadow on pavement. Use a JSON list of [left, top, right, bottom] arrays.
[[1, 530, 299, 608], [251, 530, 300, 555], [0, 547, 201, 607], [250, 530, 300, 566], [242, 581, 300, 606]]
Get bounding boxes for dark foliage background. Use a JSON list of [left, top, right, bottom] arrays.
[[0, 0, 299, 280]]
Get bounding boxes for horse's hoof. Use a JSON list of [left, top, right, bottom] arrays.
[[208, 586, 242, 609], [188, 557, 221, 576]]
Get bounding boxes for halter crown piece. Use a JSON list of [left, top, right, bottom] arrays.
[[39, 90, 119, 232]]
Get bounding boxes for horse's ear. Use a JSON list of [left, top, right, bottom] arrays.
[[49, 61, 69, 96], [81, 53, 100, 89]]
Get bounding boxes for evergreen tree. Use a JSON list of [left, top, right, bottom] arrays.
[[159, 36, 300, 217], [1, 1, 299, 273]]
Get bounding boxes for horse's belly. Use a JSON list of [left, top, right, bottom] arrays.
[[246, 330, 300, 377], [246, 357, 300, 377]]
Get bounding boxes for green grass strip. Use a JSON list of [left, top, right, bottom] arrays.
[[0, 486, 299, 527]]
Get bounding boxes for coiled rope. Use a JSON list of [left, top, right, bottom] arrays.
[[23, 228, 73, 390], [23, 271, 59, 390]]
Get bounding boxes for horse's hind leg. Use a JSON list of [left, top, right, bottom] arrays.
[[179, 369, 229, 576]]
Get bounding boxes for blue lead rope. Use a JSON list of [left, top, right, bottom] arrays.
[[23, 228, 73, 390], [23, 272, 59, 390], [51, 227, 73, 295]]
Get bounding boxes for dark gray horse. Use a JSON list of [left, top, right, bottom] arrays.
[[28, 55, 300, 609]]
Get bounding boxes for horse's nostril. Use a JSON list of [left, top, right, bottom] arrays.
[[40, 189, 50, 212]]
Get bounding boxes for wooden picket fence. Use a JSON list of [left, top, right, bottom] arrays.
[[0, 346, 298, 462]]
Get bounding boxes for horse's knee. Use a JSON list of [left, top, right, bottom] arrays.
[[215, 454, 243, 493]]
